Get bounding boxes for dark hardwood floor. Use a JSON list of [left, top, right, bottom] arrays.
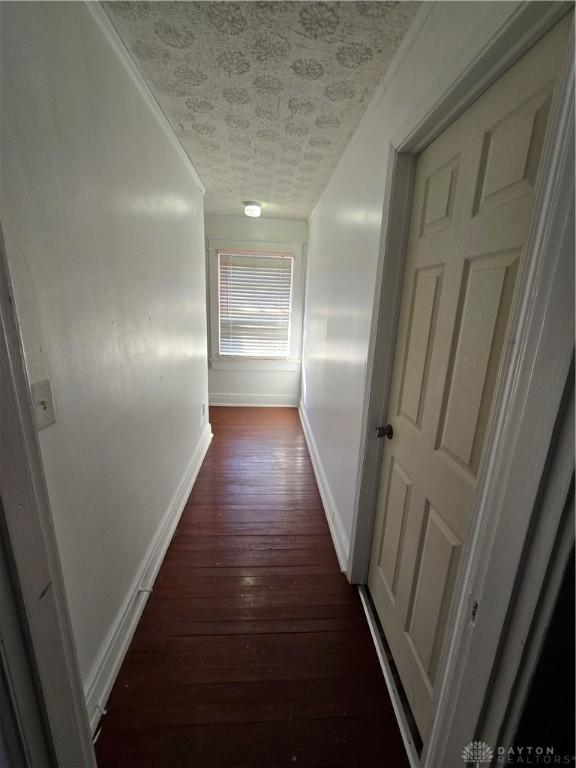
[[95, 407, 408, 768]]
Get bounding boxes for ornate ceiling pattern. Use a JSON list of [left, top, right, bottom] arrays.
[[105, 1, 420, 218]]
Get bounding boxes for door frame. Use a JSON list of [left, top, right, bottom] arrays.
[[0, 221, 96, 766], [348, 3, 574, 766]]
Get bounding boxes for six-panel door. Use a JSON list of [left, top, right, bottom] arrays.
[[367, 16, 570, 742]]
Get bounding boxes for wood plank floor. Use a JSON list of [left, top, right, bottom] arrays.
[[95, 407, 408, 768]]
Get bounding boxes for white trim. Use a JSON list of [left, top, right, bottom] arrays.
[[0, 220, 97, 764], [298, 402, 348, 571], [209, 357, 301, 372], [209, 393, 298, 407], [87, 2, 206, 195], [208, 238, 306, 249], [204, 216, 308, 245], [207, 240, 305, 366], [85, 423, 213, 734], [348, 147, 416, 583], [358, 587, 420, 768]]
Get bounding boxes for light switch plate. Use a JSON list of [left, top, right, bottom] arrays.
[[31, 380, 56, 431]]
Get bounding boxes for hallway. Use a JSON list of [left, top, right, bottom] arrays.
[[1, 4, 574, 766], [95, 407, 408, 767]]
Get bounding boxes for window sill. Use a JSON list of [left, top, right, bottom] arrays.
[[209, 357, 301, 372]]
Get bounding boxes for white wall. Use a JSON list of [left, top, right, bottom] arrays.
[[205, 214, 307, 406], [0, 0, 210, 713], [300, 2, 526, 568]]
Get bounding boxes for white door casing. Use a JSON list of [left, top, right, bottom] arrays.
[[367, 16, 571, 742]]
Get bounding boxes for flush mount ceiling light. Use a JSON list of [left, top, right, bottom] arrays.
[[244, 201, 262, 218]]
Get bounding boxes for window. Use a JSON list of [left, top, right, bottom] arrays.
[[218, 251, 293, 358]]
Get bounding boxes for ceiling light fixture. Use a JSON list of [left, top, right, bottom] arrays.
[[244, 201, 262, 218]]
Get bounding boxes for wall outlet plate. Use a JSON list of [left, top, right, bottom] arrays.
[[31, 380, 56, 431]]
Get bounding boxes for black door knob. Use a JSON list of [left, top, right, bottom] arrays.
[[376, 424, 394, 439]]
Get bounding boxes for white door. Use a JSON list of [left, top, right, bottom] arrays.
[[367, 15, 570, 741]]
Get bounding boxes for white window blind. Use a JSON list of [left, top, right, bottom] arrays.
[[218, 252, 293, 358]]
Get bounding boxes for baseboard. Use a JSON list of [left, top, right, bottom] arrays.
[[209, 393, 298, 407], [84, 423, 213, 734], [298, 402, 349, 571]]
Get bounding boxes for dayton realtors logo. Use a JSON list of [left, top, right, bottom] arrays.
[[462, 742, 576, 765], [462, 741, 494, 767]]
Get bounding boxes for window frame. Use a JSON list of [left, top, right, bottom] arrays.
[[217, 250, 294, 360], [207, 240, 304, 370]]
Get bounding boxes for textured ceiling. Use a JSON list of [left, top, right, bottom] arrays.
[[105, 1, 420, 219]]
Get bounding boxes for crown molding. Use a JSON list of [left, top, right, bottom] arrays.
[[87, 1, 206, 195]]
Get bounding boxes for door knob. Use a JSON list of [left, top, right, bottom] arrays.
[[376, 424, 394, 439]]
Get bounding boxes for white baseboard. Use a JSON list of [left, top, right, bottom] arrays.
[[84, 423, 213, 734], [209, 393, 298, 407], [298, 402, 349, 571]]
